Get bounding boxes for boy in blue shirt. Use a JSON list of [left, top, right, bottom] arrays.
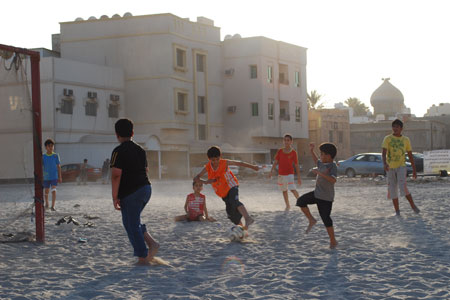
[[296, 142, 338, 249], [42, 139, 62, 211]]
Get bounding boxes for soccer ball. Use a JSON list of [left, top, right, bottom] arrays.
[[228, 225, 245, 241]]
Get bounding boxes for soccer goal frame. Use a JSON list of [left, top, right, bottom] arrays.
[[0, 44, 44, 242]]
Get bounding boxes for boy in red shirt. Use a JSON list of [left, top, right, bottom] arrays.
[[269, 134, 302, 210], [194, 146, 258, 229], [175, 181, 216, 222]]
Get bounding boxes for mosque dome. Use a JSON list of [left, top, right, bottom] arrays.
[[370, 78, 405, 118]]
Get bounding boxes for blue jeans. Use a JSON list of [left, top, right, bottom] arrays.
[[120, 185, 151, 258]]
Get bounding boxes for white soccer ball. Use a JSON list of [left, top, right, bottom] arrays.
[[228, 225, 245, 241]]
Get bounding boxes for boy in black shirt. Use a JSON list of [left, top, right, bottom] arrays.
[[110, 118, 159, 265]]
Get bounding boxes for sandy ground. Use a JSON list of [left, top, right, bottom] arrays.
[[0, 176, 449, 299]]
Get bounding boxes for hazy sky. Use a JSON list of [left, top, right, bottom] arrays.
[[2, 0, 449, 117]]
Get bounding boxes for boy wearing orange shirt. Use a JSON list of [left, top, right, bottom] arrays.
[[194, 146, 258, 229], [269, 134, 302, 210]]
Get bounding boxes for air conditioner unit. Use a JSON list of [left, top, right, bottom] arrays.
[[110, 94, 120, 101], [227, 106, 236, 113], [225, 68, 234, 76], [63, 88, 73, 96], [88, 92, 97, 99]]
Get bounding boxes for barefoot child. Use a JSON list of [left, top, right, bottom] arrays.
[[269, 134, 302, 210], [382, 119, 420, 216], [42, 139, 62, 211], [175, 181, 216, 222], [296, 143, 338, 249], [194, 146, 258, 229], [110, 118, 159, 265]]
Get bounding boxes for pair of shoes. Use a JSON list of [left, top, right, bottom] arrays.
[[413, 206, 420, 213], [51, 207, 56, 212]]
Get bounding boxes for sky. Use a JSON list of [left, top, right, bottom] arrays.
[[2, 0, 449, 117]]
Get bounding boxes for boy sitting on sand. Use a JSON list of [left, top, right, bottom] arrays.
[[194, 146, 258, 229], [296, 142, 338, 249], [175, 181, 216, 222]]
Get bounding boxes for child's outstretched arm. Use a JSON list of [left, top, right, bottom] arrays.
[[228, 160, 259, 171], [269, 159, 279, 179], [310, 143, 318, 164], [314, 170, 337, 184], [194, 168, 216, 184]]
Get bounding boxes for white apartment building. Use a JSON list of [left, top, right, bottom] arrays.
[[425, 103, 450, 117], [0, 55, 124, 180], [59, 13, 224, 177], [223, 36, 308, 161], [1, 12, 308, 180]]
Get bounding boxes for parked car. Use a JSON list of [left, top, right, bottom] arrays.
[[337, 153, 412, 177], [405, 152, 424, 172], [60, 163, 102, 182]]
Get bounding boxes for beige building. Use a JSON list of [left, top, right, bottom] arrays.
[[222, 36, 309, 165], [1, 13, 309, 180], [308, 109, 351, 167], [351, 119, 446, 155]]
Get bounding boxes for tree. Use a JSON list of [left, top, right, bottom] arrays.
[[344, 97, 369, 116], [307, 90, 324, 109]]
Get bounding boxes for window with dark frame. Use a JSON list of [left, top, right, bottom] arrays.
[[196, 54, 205, 72], [251, 102, 259, 116], [250, 65, 257, 79], [61, 99, 73, 114], [85, 101, 97, 116], [198, 96, 205, 114]]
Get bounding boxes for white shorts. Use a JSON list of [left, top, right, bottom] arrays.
[[387, 166, 409, 199], [278, 174, 296, 192]]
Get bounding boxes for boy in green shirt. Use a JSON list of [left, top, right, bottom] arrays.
[[382, 119, 420, 216]]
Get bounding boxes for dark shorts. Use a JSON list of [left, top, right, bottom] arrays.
[[296, 191, 333, 227], [222, 186, 243, 225], [43, 179, 58, 189]]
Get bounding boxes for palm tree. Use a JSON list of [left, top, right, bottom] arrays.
[[307, 90, 323, 109], [344, 97, 369, 116]]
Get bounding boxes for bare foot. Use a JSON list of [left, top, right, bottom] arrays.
[[244, 216, 254, 230], [305, 219, 317, 234], [136, 257, 151, 266], [330, 241, 338, 249], [147, 242, 160, 261], [285, 205, 291, 211]]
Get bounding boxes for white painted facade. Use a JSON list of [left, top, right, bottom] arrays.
[[425, 103, 450, 116], [222, 36, 308, 156], [0, 56, 124, 180], [1, 13, 308, 179]]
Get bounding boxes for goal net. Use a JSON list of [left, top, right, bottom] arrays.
[[0, 45, 44, 242]]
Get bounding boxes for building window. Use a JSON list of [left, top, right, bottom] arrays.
[[280, 100, 290, 121], [268, 102, 274, 120], [295, 105, 302, 122], [198, 124, 206, 140], [196, 54, 205, 72], [295, 71, 300, 87], [198, 96, 205, 114], [176, 91, 188, 114], [108, 103, 119, 118], [338, 131, 343, 143], [251, 102, 259, 116], [60, 99, 73, 114], [334, 122, 338, 129], [279, 64, 289, 85], [85, 101, 97, 116], [267, 66, 273, 83], [329, 130, 334, 142], [173, 45, 187, 72], [250, 65, 257, 79]]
